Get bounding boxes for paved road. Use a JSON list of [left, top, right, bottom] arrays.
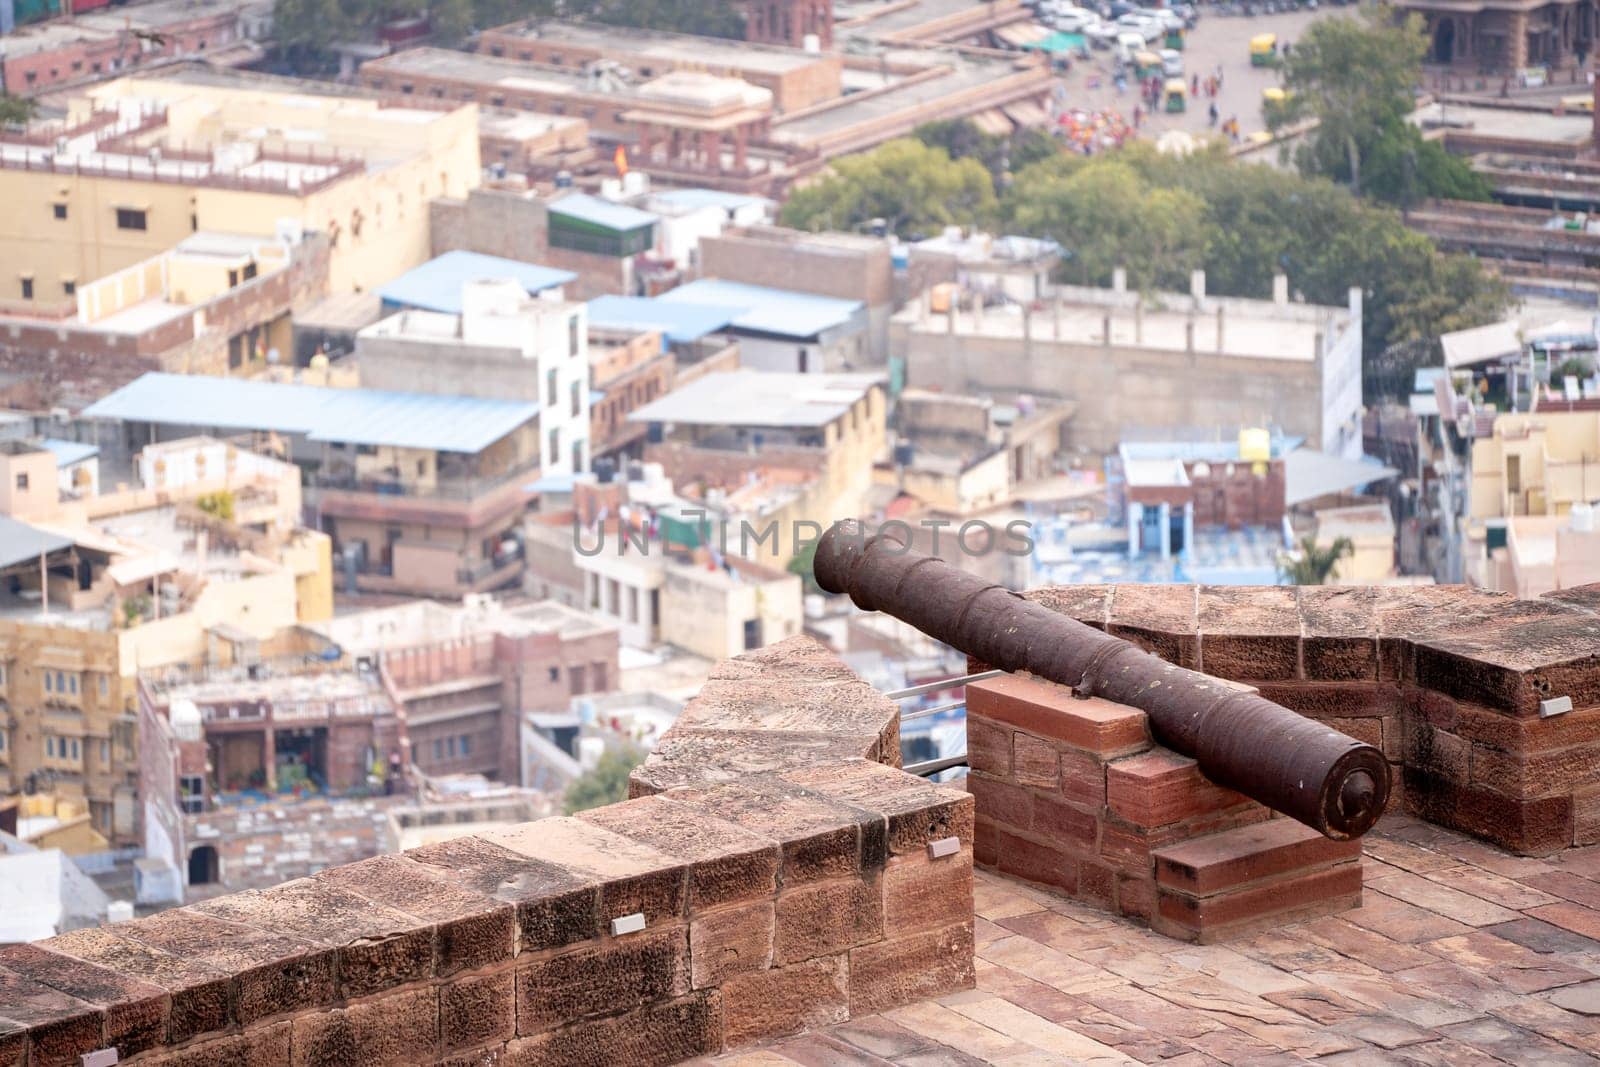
[[1044, 7, 1340, 145]]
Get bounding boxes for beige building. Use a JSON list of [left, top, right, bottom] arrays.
[[896, 272, 1366, 461], [1313, 503, 1398, 585], [0, 436, 332, 846], [1469, 408, 1600, 520], [629, 369, 888, 529], [0, 68, 479, 306]]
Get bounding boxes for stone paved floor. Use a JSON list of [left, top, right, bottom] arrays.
[[705, 814, 1600, 1066]]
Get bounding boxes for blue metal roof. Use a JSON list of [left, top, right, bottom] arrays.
[[38, 439, 99, 467], [657, 279, 864, 340], [651, 189, 769, 213], [548, 193, 657, 233], [586, 295, 741, 343], [82, 373, 539, 454], [377, 250, 576, 315]]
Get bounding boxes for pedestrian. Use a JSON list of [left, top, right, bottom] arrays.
[[1208, 101, 1218, 127], [1283, 40, 1292, 58], [1192, 73, 1200, 96], [1133, 103, 1143, 128], [1216, 64, 1224, 90]]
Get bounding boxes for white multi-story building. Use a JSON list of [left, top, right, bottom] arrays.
[[358, 277, 592, 475]]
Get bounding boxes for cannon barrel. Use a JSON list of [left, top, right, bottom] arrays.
[[813, 521, 1388, 839]]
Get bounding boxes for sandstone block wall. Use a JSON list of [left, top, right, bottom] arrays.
[[0, 638, 974, 1066], [1026, 582, 1600, 856]]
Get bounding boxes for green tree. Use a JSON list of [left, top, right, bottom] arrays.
[[1028, 144, 1509, 397], [1280, 535, 1354, 585], [787, 539, 822, 596], [1270, 6, 1486, 204], [590, 0, 745, 38], [914, 119, 1058, 194], [0, 93, 37, 126], [1005, 157, 1210, 291], [561, 746, 644, 814], [780, 138, 998, 237]]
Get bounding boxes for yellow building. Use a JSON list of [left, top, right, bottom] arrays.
[[1469, 409, 1600, 520], [0, 437, 333, 845], [0, 69, 480, 308]]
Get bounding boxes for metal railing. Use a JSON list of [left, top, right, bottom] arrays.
[[887, 668, 1002, 778]]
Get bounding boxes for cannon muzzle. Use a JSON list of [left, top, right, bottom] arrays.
[[814, 520, 1388, 839]]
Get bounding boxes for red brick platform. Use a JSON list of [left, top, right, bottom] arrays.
[[967, 673, 1362, 941]]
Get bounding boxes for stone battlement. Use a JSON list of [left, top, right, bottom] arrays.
[[0, 637, 976, 1066]]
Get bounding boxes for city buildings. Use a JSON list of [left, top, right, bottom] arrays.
[[1398, 0, 1594, 73], [0, 435, 332, 846], [895, 271, 1366, 461], [0, 230, 330, 411], [0, 68, 480, 300], [0, 0, 273, 95], [587, 324, 674, 460], [356, 276, 593, 477], [628, 369, 889, 526], [476, 20, 844, 114], [81, 372, 543, 598], [310, 596, 619, 782], [698, 225, 893, 360], [429, 185, 663, 299]]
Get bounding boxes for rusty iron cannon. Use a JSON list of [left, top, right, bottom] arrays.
[[812, 521, 1389, 840]]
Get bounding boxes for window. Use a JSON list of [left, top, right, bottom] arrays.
[[62, 280, 75, 296], [228, 269, 239, 287], [569, 315, 580, 357], [593, 662, 608, 691], [0, 664, 7, 687], [0, 729, 6, 754], [52, 203, 67, 220], [490, 46, 504, 57], [547, 368, 558, 406], [99, 674, 108, 697], [13, 472, 25, 491], [572, 440, 583, 473], [460, 734, 471, 756], [570, 381, 581, 418], [44, 670, 52, 692], [116, 208, 147, 231], [433, 738, 444, 760], [70, 738, 80, 761], [548, 666, 560, 683], [68, 673, 78, 694], [19, 278, 32, 300], [56, 670, 66, 693], [45, 736, 55, 758], [548, 428, 560, 467], [446, 737, 458, 758], [569, 664, 587, 695], [243, 261, 257, 281]]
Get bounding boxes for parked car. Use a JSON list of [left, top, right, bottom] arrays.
[[1159, 47, 1184, 75], [1085, 20, 1120, 46], [1115, 13, 1165, 41], [1052, 10, 1099, 31]]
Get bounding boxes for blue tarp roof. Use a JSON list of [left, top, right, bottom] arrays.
[[82, 373, 539, 454], [586, 295, 742, 343], [377, 250, 576, 314], [657, 278, 863, 340], [650, 189, 769, 213], [39, 439, 99, 467], [548, 193, 658, 232]]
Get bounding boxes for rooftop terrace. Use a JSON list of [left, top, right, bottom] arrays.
[[7, 578, 1600, 1065]]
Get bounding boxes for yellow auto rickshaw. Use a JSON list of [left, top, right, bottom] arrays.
[[1165, 78, 1187, 113], [1250, 33, 1278, 67], [1134, 50, 1162, 80]]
